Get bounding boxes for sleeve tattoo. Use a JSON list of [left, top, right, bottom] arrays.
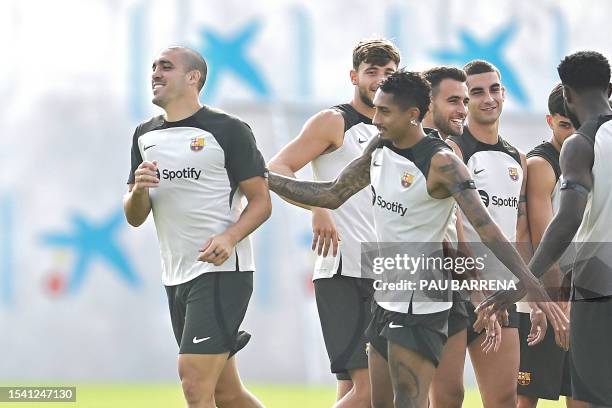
[[268, 153, 372, 209]]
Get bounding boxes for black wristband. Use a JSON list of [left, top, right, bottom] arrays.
[[560, 180, 589, 195], [449, 179, 477, 194]]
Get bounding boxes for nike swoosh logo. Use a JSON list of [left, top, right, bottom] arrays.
[[192, 336, 211, 344], [358, 137, 368, 144], [389, 322, 403, 329], [373, 162, 382, 167], [474, 169, 485, 174], [143, 144, 157, 151]]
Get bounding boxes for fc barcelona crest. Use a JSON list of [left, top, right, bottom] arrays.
[[517, 371, 531, 386], [401, 171, 414, 188], [190, 137, 205, 152], [509, 167, 519, 181]]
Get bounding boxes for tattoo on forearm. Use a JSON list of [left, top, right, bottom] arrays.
[[268, 154, 371, 209], [268, 174, 338, 208], [455, 189, 492, 229]]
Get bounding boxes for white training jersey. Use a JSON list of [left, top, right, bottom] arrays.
[[310, 104, 378, 279], [128, 107, 266, 286], [449, 127, 523, 242], [572, 115, 612, 299], [370, 134, 455, 314]]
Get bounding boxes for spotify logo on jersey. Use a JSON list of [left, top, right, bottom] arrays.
[[477, 190, 518, 209], [478, 190, 490, 207]]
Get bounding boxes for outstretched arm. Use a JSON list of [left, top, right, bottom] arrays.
[[430, 151, 538, 285], [529, 134, 593, 279], [429, 151, 568, 347], [268, 136, 381, 209]]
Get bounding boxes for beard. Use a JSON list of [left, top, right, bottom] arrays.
[[563, 98, 581, 129], [433, 110, 462, 137], [358, 86, 375, 108]]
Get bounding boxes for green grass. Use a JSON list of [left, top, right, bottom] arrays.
[[0, 384, 572, 407]]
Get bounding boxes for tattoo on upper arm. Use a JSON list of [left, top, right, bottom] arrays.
[[434, 153, 494, 230], [268, 173, 337, 208]]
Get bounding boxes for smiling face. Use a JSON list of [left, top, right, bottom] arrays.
[[466, 71, 505, 125], [351, 60, 397, 107], [372, 89, 416, 143], [431, 78, 469, 137], [151, 48, 199, 108]]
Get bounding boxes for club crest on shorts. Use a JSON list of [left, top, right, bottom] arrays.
[[401, 171, 414, 188], [509, 167, 519, 181], [517, 371, 531, 386], [190, 137, 205, 152]]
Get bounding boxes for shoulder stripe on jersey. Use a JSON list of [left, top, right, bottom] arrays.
[[448, 126, 521, 165], [331, 104, 372, 132], [527, 141, 561, 180], [575, 114, 612, 145], [382, 135, 451, 180]]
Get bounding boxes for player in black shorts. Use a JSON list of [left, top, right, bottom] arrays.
[[124, 46, 270, 408], [422, 66, 471, 408], [481, 50, 612, 408], [268, 38, 400, 407], [444, 60, 528, 408], [268, 70, 564, 408], [519, 84, 586, 408]]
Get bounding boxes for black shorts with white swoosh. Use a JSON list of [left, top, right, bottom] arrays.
[[365, 302, 449, 366], [165, 271, 253, 355], [314, 275, 375, 380]]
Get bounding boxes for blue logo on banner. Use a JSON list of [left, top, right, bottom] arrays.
[[431, 20, 528, 106], [40, 209, 140, 293], [197, 20, 270, 102]]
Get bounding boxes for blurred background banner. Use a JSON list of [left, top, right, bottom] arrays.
[[0, 0, 611, 383]]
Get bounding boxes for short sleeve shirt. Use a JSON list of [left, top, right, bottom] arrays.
[[128, 106, 266, 285]]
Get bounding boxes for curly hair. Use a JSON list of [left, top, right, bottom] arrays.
[[557, 51, 610, 91], [379, 69, 431, 120]]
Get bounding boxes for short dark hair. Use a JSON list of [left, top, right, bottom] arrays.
[[352, 38, 401, 70], [379, 69, 431, 120], [463, 60, 501, 80], [168, 46, 208, 92], [422, 66, 467, 96], [557, 51, 610, 92], [547, 83, 566, 116]]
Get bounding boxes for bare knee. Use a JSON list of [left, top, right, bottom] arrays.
[[178, 359, 218, 407], [391, 364, 423, 407], [350, 373, 371, 404], [430, 385, 464, 408], [336, 379, 353, 401], [214, 387, 243, 407], [517, 395, 538, 408], [482, 388, 516, 408], [181, 376, 214, 406], [394, 384, 420, 408]]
